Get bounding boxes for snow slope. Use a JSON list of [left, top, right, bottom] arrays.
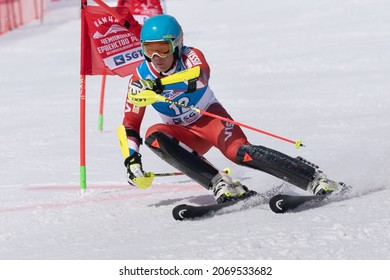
[[0, 0, 389, 267]]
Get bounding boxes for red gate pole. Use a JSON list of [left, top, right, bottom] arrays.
[[79, 0, 88, 192], [98, 75, 106, 132]]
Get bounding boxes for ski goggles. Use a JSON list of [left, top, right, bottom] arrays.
[[142, 40, 175, 58]]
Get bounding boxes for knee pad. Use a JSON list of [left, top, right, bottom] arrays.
[[237, 144, 316, 189], [146, 132, 219, 189]]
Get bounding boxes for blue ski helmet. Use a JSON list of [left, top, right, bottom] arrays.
[[140, 14, 183, 60]]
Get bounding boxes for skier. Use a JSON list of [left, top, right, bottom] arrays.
[[121, 14, 343, 204]]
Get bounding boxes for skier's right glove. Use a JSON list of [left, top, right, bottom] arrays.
[[129, 79, 163, 95], [124, 152, 154, 189]]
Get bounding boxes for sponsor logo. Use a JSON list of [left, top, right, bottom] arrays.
[[276, 199, 284, 211], [184, 48, 202, 66], [114, 54, 126, 66], [109, 49, 144, 67], [93, 24, 128, 39], [172, 111, 198, 125], [178, 209, 187, 219], [125, 99, 132, 113], [224, 122, 234, 141], [163, 90, 178, 99], [132, 106, 139, 114], [93, 16, 118, 28]]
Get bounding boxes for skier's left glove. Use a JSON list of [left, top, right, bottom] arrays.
[[124, 152, 154, 189], [129, 79, 163, 95]]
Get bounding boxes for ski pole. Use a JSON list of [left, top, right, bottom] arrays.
[[154, 172, 184, 177], [129, 90, 304, 149], [154, 167, 231, 177]]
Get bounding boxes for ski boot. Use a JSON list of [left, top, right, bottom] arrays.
[[211, 171, 256, 204], [308, 171, 343, 195]]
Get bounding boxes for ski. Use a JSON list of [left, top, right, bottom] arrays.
[[269, 184, 352, 213], [269, 193, 330, 213], [172, 184, 351, 220], [172, 186, 284, 221], [172, 198, 246, 221]]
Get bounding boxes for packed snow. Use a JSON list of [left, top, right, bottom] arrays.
[[0, 0, 389, 275]]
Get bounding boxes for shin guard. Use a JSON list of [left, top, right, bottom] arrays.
[[237, 145, 316, 190], [145, 132, 219, 189]]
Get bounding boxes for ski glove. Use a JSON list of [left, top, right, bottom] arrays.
[[129, 79, 163, 95], [124, 152, 154, 189]]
